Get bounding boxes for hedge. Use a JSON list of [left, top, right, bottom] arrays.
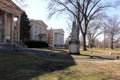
[[24, 40, 48, 48]]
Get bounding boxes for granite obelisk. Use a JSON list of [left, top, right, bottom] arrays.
[[69, 22, 80, 55]]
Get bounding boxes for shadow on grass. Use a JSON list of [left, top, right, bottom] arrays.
[[0, 50, 75, 80]]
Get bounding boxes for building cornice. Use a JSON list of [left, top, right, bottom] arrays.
[[0, 0, 23, 16], [30, 19, 48, 28]]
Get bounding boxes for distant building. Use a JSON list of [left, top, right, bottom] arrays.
[[47, 28, 64, 47], [29, 20, 48, 42], [47, 28, 54, 47], [53, 29, 64, 47]]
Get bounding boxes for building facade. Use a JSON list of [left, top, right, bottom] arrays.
[[0, 0, 23, 43], [47, 29, 64, 47], [47, 28, 53, 47], [29, 20, 48, 42]]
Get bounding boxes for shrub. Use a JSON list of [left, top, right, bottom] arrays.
[[24, 40, 48, 48]]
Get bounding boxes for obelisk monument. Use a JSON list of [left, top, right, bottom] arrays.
[[69, 22, 80, 55]]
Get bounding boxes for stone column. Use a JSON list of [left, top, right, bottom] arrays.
[[3, 12, 7, 43], [10, 14, 14, 43], [16, 16, 21, 42]]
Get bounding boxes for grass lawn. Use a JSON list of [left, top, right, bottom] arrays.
[[0, 48, 120, 80], [0, 51, 74, 80], [80, 48, 120, 55]]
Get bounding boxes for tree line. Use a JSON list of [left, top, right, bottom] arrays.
[[14, 0, 120, 51], [85, 14, 120, 49], [47, 0, 120, 52]]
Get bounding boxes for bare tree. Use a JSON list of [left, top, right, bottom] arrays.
[[47, 0, 119, 52], [105, 15, 120, 49], [87, 13, 107, 48], [87, 19, 102, 48]]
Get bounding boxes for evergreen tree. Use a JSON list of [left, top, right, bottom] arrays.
[[20, 11, 31, 42]]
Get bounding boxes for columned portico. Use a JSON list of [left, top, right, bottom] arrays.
[[0, 0, 23, 43], [3, 11, 7, 43], [10, 14, 14, 43], [0, 11, 21, 43], [16, 16, 21, 42]]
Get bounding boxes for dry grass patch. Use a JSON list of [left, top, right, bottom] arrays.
[[75, 60, 120, 79], [32, 60, 120, 80]]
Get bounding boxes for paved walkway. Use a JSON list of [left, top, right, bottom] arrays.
[[0, 47, 120, 61], [19, 48, 120, 61]]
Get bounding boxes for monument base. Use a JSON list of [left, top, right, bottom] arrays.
[[69, 40, 80, 55]]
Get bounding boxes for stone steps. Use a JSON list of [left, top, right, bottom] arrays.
[[0, 43, 14, 48], [0, 43, 26, 50]]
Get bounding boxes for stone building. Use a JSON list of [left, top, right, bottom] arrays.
[[47, 28, 53, 47], [29, 19, 48, 42], [47, 29, 64, 47], [0, 0, 23, 43]]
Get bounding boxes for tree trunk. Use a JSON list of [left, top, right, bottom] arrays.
[[82, 33, 87, 51], [111, 36, 114, 49]]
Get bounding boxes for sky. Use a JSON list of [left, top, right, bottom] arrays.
[[12, 0, 70, 40], [12, 0, 120, 40]]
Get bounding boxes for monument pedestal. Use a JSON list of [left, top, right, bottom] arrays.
[[69, 40, 80, 55]]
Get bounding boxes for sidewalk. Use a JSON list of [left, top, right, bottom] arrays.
[[24, 48, 120, 61], [0, 47, 119, 61]]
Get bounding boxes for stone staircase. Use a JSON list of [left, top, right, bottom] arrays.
[[0, 43, 13, 48], [0, 43, 14, 51], [0, 42, 27, 51]]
